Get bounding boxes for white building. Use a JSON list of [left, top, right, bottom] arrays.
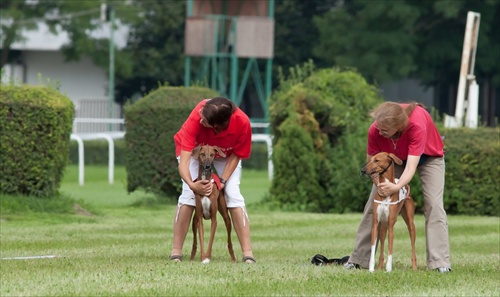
[[1, 22, 128, 132]]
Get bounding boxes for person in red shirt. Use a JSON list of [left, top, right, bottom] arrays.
[[344, 101, 452, 273], [169, 97, 256, 263]]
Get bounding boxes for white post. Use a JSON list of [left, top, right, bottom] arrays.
[[252, 134, 273, 180], [465, 79, 479, 128], [97, 133, 115, 184], [445, 11, 480, 128], [70, 134, 84, 186]]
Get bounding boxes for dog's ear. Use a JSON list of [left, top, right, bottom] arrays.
[[388, 153, 403, 165], [191, 146, 202, 159], [213, 146, 226, 158]]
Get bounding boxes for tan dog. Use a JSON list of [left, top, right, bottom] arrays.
[[189, 145, 236, 264], [362, 152, 417, 272]]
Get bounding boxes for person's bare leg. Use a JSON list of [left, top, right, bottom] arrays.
[[229, 207, 254, 263], [170, 204, 195, 261]]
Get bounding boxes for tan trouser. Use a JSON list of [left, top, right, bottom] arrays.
[[348, 157, 451, 270]]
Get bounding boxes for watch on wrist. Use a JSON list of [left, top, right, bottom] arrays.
[[220, 178, 227, 185]]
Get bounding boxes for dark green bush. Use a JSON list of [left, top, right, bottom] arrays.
[[0, 85, 74, 197], [267, 62, 383, 212], [440, 127, 500, 216], [124, 86, 218, 199]]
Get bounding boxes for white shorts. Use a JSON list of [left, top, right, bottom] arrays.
[[177, 157, 246, 208]]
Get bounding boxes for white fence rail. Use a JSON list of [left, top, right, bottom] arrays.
[[70, 118, 272, 186]]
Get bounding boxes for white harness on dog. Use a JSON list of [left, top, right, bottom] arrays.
[[374, 178, 408, 205]]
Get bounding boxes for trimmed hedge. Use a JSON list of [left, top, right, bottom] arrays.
[[0, 85, 74, 197], [387, 126, 499, 216], [124, 86, 218, 199], [439, 127, 499, 216]]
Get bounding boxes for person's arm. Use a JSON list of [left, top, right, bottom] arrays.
[[219, 153, 240, 189], [179, 149, 212, 196], [378, 155, 420, 196]]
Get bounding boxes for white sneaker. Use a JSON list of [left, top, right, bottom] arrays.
[[344, 262, 360, 269], [437, 267, 452, 273]]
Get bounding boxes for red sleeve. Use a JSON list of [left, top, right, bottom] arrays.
[[407, 122, 426, 156], [232, 117, 252, 159], [174, 100, 206, 156]]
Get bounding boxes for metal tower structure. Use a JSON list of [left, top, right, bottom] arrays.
[[184, 0, 275, 123]]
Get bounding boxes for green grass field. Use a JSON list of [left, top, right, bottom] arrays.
[[1, 166, 499, 296]]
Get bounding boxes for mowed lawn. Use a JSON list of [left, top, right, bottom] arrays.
[[0, 166, 499, 296]]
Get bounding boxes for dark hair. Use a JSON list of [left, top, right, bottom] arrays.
[[202, 97, 236, 126]]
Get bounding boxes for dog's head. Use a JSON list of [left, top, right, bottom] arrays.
[[361, 152, 403, 182], [191, 145, 226, 171]]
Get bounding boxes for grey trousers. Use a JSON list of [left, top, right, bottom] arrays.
[[348, 157, 451, 270]]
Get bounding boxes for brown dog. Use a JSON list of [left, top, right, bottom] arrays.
[[189, 145, 236, 264], [362, 152, 417, 272]]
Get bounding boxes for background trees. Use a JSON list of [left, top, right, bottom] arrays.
[[0, 0, 135, 81], [1, 0, 499, 125], [313, 0, 499, 123]]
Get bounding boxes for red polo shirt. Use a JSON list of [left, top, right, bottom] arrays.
[[174, 100, 252, 159], [367, 104, 444, 160]]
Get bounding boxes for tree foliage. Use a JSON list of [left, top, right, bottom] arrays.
[[0, 0, 136, 86], [313, 0, 500, 88], [114, 0, 186, 104], [1, 0, 498, 121]]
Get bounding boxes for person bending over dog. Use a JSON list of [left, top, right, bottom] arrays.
[[169, 97, 256, 264], [344, 101, 452, 273]]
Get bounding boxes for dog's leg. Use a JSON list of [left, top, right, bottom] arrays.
[[218, 191, 236, 262], [190, 213, 198, 261], [196, 201, 207, 263], [378, 222, 387, 271], [205, 188, 219, 264], [369, 204, 379, 272], [386, 205, 399, 272], [198, 218, 206, 262], [401, 198, 417, 270]]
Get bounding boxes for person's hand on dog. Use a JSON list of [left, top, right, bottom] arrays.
[[377, 181, 399, 197], [191, 179, 213, 196]]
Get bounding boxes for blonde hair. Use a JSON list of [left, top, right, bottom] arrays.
[[370, 101, 424, 132]]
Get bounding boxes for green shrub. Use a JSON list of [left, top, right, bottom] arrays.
[[124, 86, 218, 199], [440, 127, 500, 216], [270, 108, 325, 211], [266, 62, 383, 212], [0, 85, 74, 197]]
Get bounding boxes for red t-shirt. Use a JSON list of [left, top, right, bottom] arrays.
[[367, 104, 444, 160], [174, 100, 252, 159]]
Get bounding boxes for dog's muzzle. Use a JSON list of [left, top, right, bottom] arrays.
[[360, 166, 377, 182]]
